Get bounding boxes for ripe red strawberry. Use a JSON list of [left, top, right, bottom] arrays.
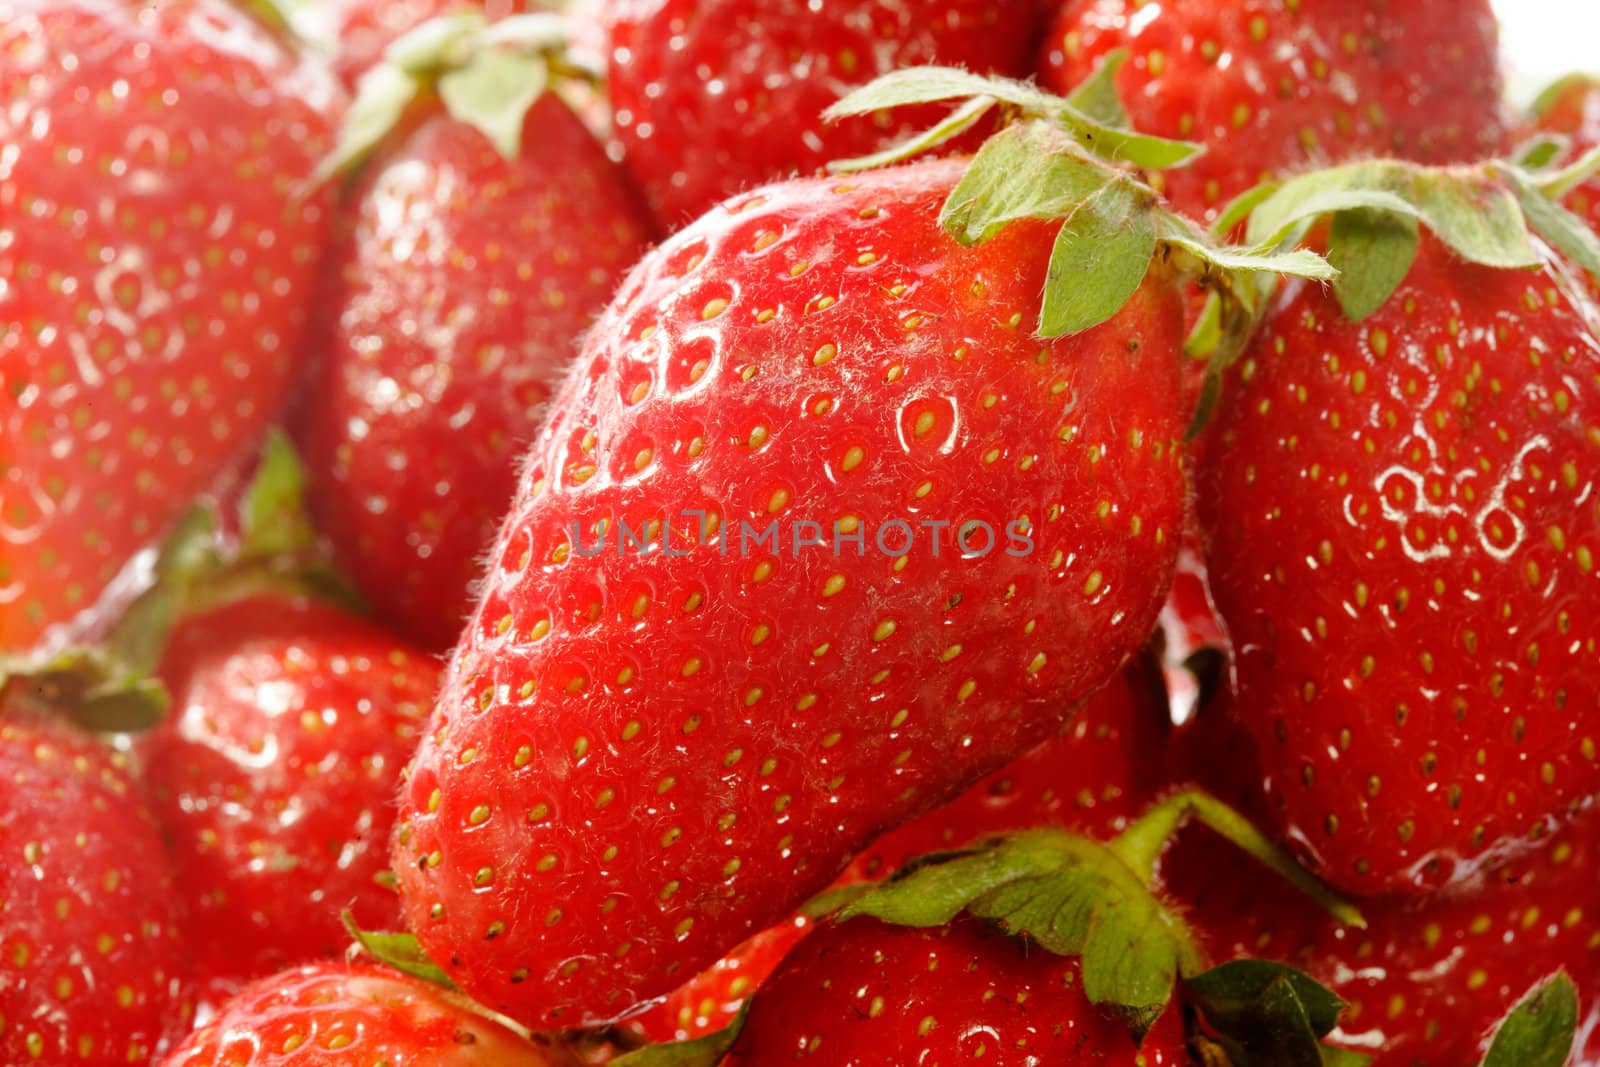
[[1198, 182, 1600, 894], [333, 0, 542, 90], [626, 659, 1172, 1044], [1039, 0, 1508, 221], [391, 152, 1195, 1026], [0, 0, 341, 652], [0, 709, 192, 1064], [1529, 74, 1600, 230], [723, 916, 1190, 1065], [600, 0, 1043, 226], [1163, 727, 1600, 1066], [159, 962, 580, 1066], [137, 595, 441, 1000], [299, 65, 653, 650]]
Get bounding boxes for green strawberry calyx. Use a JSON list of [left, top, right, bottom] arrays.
[[1186, 147, 1600, 431], [1478, 973, 1580, 1067], [0, 432, 356, 733], [318, 11, 592, 181], [343, 911, 458, 991], [823, 59, 1336, 342], [827, 789, 1362, 1038], [613, 790, 1362, 1064], [1185, 959, 1370, 1067]]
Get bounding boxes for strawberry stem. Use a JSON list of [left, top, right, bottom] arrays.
[[1109, 790, 1365, 928]]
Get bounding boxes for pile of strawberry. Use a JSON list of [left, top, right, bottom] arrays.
[[5, 0, 1600, 1064]]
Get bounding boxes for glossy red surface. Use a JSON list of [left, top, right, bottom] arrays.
[[160, 963, 569, 1066], [627, 660, 1170, 1044], [1164, 797, 1600, 1066], [0, 715, 192, 1064], [140, 597, 440, 998], [602, 0, 1042, 227], [0, 0, 341, 652], [299, 97, 652, 651], [1041, 0, 1507, 221], [391, 158, 1188, 1028], [724, 916, 1189, 1065], [1199, 236, 1600, 894]]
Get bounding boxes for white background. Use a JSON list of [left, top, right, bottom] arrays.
[[1496, 0, 1600, 102]]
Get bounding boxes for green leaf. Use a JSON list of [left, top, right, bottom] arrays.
[[1531, 142, 1600, 201], [1242, 161, 1540, 274], [1039, 177, 1156, 337], [939, 122, 1111, 246], [1158, 217, 1337, 283], [1184, 290, 1224, 358], [1186, 961, 1345, 1067], [1213, 180, 1283, 236], [342, 913, 458, 990], [1187, 960, 1346, 1036], [1327, 209, 1420, 322], [438, 48, 549, 160], [239, 431, 319, 562], [1514, 134, 1568, 171], [0, 658, 171, 734], [1063, 49, 1129, 128], [1321, 1049, 1375, 1067], [610, 1004, 751, 1067], [837, 830, 1202, 1030], [239, 0, 294, 37], [824, 66, 1200, 172], [385, 10, 485, 74], [824, 66, 1062, 123], [478, 11, 573, 53], [1507, 166, 1600, 288], [1412, 171, 1540, 270], [800, 882, 873, 919], [828, 95, 997, 174], [1479, 974, 1578, 1067], [316, 62, 422, 182], [1081, 121, 1202, 171]]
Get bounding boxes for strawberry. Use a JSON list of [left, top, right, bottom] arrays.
[[137, 594, 441, 1000], [691, 773, 1362, 1066], [383, 118, 1228, 1022], [0, 0, 342, 653], [159, 962, 580, 1066], [722, 916, 1191, 1065], [299, 20, 654, 651], [333, 0, 543, 90], [0, 709, 192, 1064], [1529, 74, 1600, 231], [1163, 722, 1600, 1067], [1039, 0, 1508, 221], [387, 69, 1336, 1028], [625, 658, 1172, 1045], [1195, 159, 1600, 894], [846, 656, 1171, 881], [600, 0, 1044, 227]]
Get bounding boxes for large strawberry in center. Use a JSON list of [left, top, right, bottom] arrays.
[[390, 142, 1198, 1023]]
